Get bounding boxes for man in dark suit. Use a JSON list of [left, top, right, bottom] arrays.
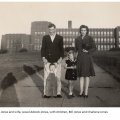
[[41, 23, 64, 98]]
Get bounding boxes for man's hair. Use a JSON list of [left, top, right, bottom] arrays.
[[48, 23, 56, 28]]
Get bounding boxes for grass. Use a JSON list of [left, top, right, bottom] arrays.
[[0, 52, 43, 88]]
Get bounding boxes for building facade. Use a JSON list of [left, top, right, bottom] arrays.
[[1, 34, 31, 52], [31, 21, 117, 51], [31, 21, 49, 51], [1, 21, 120, 52]]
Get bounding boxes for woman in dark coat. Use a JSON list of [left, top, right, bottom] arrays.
[[75, 25, 96, 98]]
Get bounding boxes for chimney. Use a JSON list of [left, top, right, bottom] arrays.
[[68, 21, 72, 29]]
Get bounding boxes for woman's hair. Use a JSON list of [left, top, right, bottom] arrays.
[[79, 25, 89, 35]]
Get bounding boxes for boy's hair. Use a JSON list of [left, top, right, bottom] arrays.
[[49, 63, 55, 68]]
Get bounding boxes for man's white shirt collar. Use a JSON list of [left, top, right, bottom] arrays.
[[49, 33, 56, 42]]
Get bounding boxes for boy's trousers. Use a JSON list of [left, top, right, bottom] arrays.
[[43, 63, 61, 95]]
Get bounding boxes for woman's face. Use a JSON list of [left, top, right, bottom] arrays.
[[81, 27, 87, 36]]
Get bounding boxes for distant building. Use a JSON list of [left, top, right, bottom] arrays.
[[114, 26, 120, 48], [1, 34, 31, 52], [31, 21, 116, 51], [31, 21, 49, 51], [1, 21, 120, 52]]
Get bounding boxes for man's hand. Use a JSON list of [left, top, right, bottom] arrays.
[[42, 57, 48, 64], [57, 57, 62, 64]]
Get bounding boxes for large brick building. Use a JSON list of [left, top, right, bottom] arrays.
[[1, 34, 31, 52], [1, 21, 120, 52], [31, 21, 117, 51]]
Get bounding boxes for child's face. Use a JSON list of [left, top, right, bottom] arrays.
[[69, 53, 74, 59], [49, 65, 55, 72]]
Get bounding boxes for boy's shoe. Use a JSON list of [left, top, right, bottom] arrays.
[[57, 94, 62, 98], [68, 94, 75, 99]]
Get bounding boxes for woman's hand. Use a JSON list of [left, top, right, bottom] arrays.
[[42, 57, 48, 64], [82, 49, 88, 53]]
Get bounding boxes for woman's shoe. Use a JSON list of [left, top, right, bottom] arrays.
[[78, 93, 84, 97], [84, 95, 88, 98]]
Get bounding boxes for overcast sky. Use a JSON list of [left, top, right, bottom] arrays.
[[0, 2, 120, 47]]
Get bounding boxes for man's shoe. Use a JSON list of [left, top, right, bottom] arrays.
[[57, 94, 62, 98]]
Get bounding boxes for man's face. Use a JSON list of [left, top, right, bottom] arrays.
[[49, 26, 56, 36]]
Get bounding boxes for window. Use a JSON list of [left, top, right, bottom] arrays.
[[104, 38, 106, 43], [73, 31, 75, 35], [119, 31, 120, 36], [101, 32, 103, 35], [76, 32, 78, 35], [69, 31, 72, 35], [106, 38, 109, 43], [91, 31, 93, 35], [98, 32, 100, 35], [97, 38, 100, 43], [101, 45, 104, 50], [104, 31, 106, 35], [98, 45, 100, 51], [110, 38, 113, 43], [110, 31, 113, 36], [101, 38, 103, 42], [60, 31, 62, 35], [72, 42, 75, 47], [7, 40, 10, 49], [66, 31, 68, 35]]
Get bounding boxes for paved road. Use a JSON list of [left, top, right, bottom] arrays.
[[0, 62, 120, 107]]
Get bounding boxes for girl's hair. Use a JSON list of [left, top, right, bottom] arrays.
[[79, 25, 89, 35]]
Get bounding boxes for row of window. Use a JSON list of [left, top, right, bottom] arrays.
[[97, 45, 115, 50], [35, 32, 46, 35], [34, 31, 114, 36]]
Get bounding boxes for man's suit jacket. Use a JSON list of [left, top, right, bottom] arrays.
[[41, 34, 64, 63]]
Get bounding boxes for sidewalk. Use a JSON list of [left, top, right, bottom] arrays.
[[0, 62, 120, 107]]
